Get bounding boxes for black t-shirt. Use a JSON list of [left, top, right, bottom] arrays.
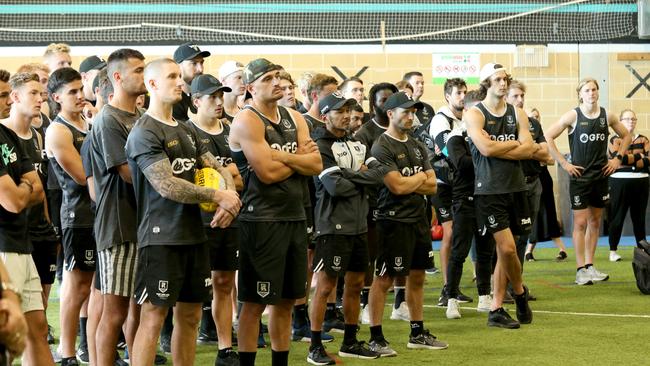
[[18, 128, 57, 242], [568, 107, 609, 182], [521, 117, 546, 177], [470, 103, 526, 195], [371, 133, 432, 222], [186, 120, 238, 227], [302, 113, 325, 209], [126, 113, 208, 248], [172, 91, 196, 123], [223, 113, 235, 123], [416, 101, 435, 126], [354, 118, 387, 209], [0, 124, 35, 253], [303, 114, 326, 136], [446, 129, 475, 201], [90, 105, 141, 250], [231, 106, 306, 222], [49, 116, 94, 229]]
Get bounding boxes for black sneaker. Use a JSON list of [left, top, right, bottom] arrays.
[[154, 353, 167, 365], [61, 357, 80, 366], [114, 351, 129, 366], [116, 331, 127, 350], [407, 330, 448, 350], [215, 349, 240, 366], [456, 290, 473, 303], [525, 252, 536, 262], [338, 341, 380, 359], [197, 328, 218, 345], [513, 286, 533, 324], [323, 317, 344, 334], [76, 344, 89, 364], [437, 287, 448, 307], [487, 307, 520, 329], [307, 345, 335, 365], [47, 324, 56, 345], [556, 250, 568, 261], [502, 291, 515, 304], [335, 307, 345, 322], [160, 334, 171, 354]]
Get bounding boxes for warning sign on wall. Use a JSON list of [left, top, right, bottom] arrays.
[[432, 53, 480, 85]]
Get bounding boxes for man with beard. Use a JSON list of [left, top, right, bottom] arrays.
[[172, 42, 211, 122]]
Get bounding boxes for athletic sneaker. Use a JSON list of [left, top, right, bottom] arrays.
[[587, 266, 609, 282], [323, 317, 345, 334], [425, 266, 440, 275], [76, 344, 89, 364], [257, 332, 266, 348], [215, 349, 239, 366], [575, 268, 594, 285], [437, 292, 448, 307], [513, 286, 533, 324], [456, 290, 473, 303], [368, 338, 397, 357], [154, 353, 168, 365], [525, 252, 536, 262], [556, 251, 568, 261], [360, 305, 370, 325], [487, 307, 520, 329], [390, 302, 410, 321], [338, 341, 380, 359], [609, 251, 622, 262], [160, 334, 171, 354], [197, 328, 218, 345], [61, 357, 80, 366], [116, 331, 126, 350], [51, 347, 63, 363], [114, 352, 129, 366], [291, 324, 334, 343], [407, 330, 448, 350], [307, 345, 335, 365], [47, 324, 56, 345], [446, 298, 461, 319], [477, 294, 492, 312]]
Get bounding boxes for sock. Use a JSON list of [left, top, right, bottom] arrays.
[[310, 330, 322, 349], [239, 352, 256, 366], [585, 263, 593, 269], [369, 325, 383, 341], [360, 288, 370, 307], [410, 320, 424, 337], [218, 347, 233, 358], [271, 350, 289, 366], [324, 303, 336, 320], [577, 266, 585, 272], [343, 324, 358, 345], [79, 317, 88, 348], [394, 287, 405, 309], [293, 304, 308, 328]]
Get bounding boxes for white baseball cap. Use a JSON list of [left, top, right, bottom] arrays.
[[479, 63, 507, 82], [218, 60, 244, 81]]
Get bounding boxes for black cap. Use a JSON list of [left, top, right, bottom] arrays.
[[79, 55, 106, 73], [190, 74, 232, 95], [383, 91, 423, 111], [318, 92, 357, 115], [243, 58, 282, 84], [173, 42, 211, 63]]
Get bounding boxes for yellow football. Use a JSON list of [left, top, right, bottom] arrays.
[[194, 167, 226, 212]]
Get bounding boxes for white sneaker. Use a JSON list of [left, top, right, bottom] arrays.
[[609, 251, 622, 262], [390, 302, 410, 321], [446, 298, 461, 319], [587, 266, 609, 282], [477, 294, 492, 312], [575, 268, 594, 285], [360, 305, 370, 325]]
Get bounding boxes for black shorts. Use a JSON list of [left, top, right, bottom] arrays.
[[305, 206, 316, 250], [570, 178, 609, 210], [206, 227, 239, 271], [62, 227, 96, 272], [431, 183, 453, 223], [31, 239, 58, 285], [134, 243, 211, 307], [475, 192, 531, 236], [313, 234, 369, 277], [375, 219, 434, 277], [238, 221, 307, 305]]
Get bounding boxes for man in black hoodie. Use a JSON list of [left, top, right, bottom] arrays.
[[307, 92, 384, 365]]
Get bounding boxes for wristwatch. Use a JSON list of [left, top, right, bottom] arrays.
[[615, 153, 623, 161]]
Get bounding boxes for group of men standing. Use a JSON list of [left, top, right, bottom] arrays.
[[0, 40, 637, 366]]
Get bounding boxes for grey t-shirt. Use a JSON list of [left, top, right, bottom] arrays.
[[90, 104, 141, 250]]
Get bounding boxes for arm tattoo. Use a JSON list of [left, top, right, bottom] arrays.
[[142, 159, 215, 204], [200, 152, 236, 190]]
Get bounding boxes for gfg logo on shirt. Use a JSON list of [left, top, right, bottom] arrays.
[[579, 133, 606, 143], [270, 142, 297, 153], [401, 166, 423, 177], [171, 157, 196, 174], [490, 134, 516, 141]]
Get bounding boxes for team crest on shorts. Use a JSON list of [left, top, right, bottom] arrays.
[[332, 256, 342, 271], [394, 257, 404, 272], [85, 250, 94, 261], [257, 281, 270, 298], [574, 195, 581, 205], [157, 280, 170, 300], [440, 207, 449, 218], [488, 215, 498, 228]]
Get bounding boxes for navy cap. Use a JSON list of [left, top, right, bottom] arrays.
[[383, 91, 423, 111], [243, 58, 282, 84], [173, 42, 211, 63], [190, 74, 232, 95], [79, 55, 106, 73], [318, 92, 357, 115]]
